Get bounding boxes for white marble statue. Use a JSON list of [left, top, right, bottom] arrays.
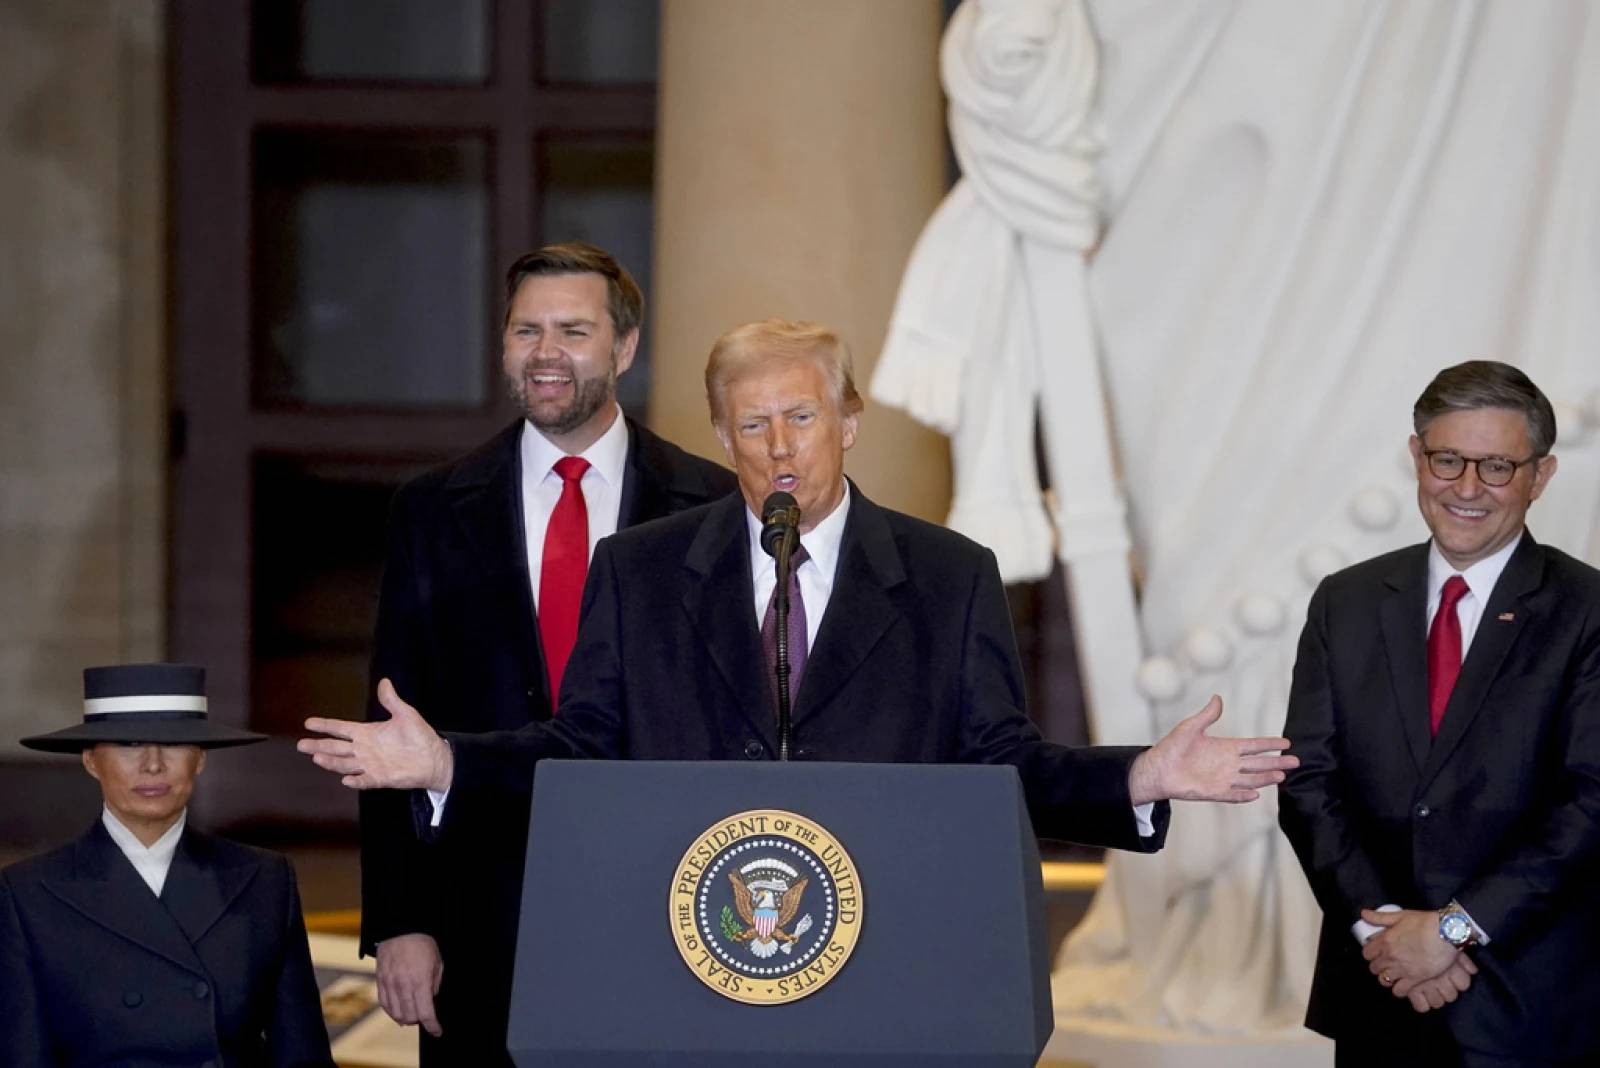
[[875, 0, 1600, 1056], [873, 0, 1149, 750]]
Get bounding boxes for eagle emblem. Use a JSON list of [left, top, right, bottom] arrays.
[[724, 858, 814, 959]]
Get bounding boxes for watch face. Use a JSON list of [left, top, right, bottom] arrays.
[[1440, 912, 1472, 945]]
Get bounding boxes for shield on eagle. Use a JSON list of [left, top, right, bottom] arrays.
[[729, 858, 811, 959]]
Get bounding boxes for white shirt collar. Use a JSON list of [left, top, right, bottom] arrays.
[[519, 406, 630, 488], [1427, 530, 1522, 606], [744, 480, 852, 584], [101, 805, 186, 897]]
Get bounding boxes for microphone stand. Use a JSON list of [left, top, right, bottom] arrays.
[[772, 524, 798, 761]]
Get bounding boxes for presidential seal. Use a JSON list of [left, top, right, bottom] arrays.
[[669, 809, 863, 1005]]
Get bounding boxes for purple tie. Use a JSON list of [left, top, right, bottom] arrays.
[[760, 544, 810, 711]]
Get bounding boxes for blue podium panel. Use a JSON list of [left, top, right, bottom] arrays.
[[508, 760, 1050, 1067]]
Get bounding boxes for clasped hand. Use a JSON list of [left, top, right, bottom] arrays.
[[1361, 908, 1478, 1013]]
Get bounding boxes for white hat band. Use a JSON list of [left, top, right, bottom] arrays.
[[84, 695, 208, 716]]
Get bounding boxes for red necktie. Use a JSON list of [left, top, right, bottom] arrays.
[[1426, 575, 1470, 737], [539, 456, 591, 705]]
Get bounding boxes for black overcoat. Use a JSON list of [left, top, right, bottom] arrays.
[[448, 487, 1168, 851], [0, 821, 331, 1067]]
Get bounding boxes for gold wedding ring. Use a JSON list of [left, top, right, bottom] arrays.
[[1380, 971, 1394, 986]]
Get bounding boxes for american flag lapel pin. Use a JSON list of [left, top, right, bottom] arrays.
[[1497, 612, 1516, 622]]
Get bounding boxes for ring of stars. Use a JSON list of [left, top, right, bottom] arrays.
[[697, 837, 837, 976]]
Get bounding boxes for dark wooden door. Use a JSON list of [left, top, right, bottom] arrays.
[[169, 0, 660, 830]]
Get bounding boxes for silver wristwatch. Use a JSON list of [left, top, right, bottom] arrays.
[[1438, 901, 1480, 948]]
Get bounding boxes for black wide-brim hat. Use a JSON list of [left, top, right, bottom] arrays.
[[20, 663, 266, 753]]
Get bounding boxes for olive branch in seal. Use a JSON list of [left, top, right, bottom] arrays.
[[719, 905, 744, 941]]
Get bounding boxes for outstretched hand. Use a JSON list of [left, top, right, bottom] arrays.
[[1128, 695, 1298, 806], [297, 678, 454, 792]]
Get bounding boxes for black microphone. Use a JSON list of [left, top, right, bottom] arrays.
[[760, 492, 801, 559], [760, 492, 802, 761]]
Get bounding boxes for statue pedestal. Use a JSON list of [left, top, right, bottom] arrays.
[[1044, 1018, 1332, 1068]]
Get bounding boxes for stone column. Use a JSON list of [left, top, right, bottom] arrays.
[[650, 0, 950, 521]]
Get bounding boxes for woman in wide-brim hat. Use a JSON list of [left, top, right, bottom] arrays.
[[1, 663, 333, 1068]]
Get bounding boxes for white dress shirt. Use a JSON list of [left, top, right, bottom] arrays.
[[1423, 533, 1521, 655], [102, 806, 185, 897], [743, 481, 852, 648], [519, 410, 631, 606], [1349, 533, 1521, 946]]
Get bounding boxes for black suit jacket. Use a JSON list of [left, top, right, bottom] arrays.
[[0, 821, 330, 1068], [1279, 534, 1600, 1061], [358, 417, 734, 1061], [449, 487, 1167, 852]]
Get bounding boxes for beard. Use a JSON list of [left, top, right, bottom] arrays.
[[506, 359, 618, 436]]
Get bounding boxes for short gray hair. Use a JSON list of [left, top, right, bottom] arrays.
[[1413, 360, 1557, 456], [705, 319, 863, 429]]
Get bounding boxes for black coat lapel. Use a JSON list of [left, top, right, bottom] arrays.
[[794, 490, 904, 722], [1420, 535, 1543, 789], [1377, 546, 1432, 774], [42, 822, 206, 977], [619, 418, 673, 527], [619, 418, 732, 527], [161, 829, 259, 947], [446, 421, 545, 696], [681, 495, 775, 747]]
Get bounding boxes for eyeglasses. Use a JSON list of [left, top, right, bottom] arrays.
[[1419, 446, 1539, 487]]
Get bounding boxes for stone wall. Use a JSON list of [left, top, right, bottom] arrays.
[[0, 0, 165, 765]]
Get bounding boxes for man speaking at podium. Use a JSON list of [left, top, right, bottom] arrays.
[[301, 318, 1295, 984]]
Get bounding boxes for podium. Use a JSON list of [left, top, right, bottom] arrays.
[[509, 760, 1052, 1066]]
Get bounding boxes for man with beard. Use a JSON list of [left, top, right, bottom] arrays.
[[358, 242, 735, 1066]]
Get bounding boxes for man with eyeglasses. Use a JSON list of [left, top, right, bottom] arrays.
[[1279, 360, 1600, 1067]]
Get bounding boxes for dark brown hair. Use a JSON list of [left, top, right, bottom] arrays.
[[1413, 360, 1557, 456], [503, 241, 644, 339]]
